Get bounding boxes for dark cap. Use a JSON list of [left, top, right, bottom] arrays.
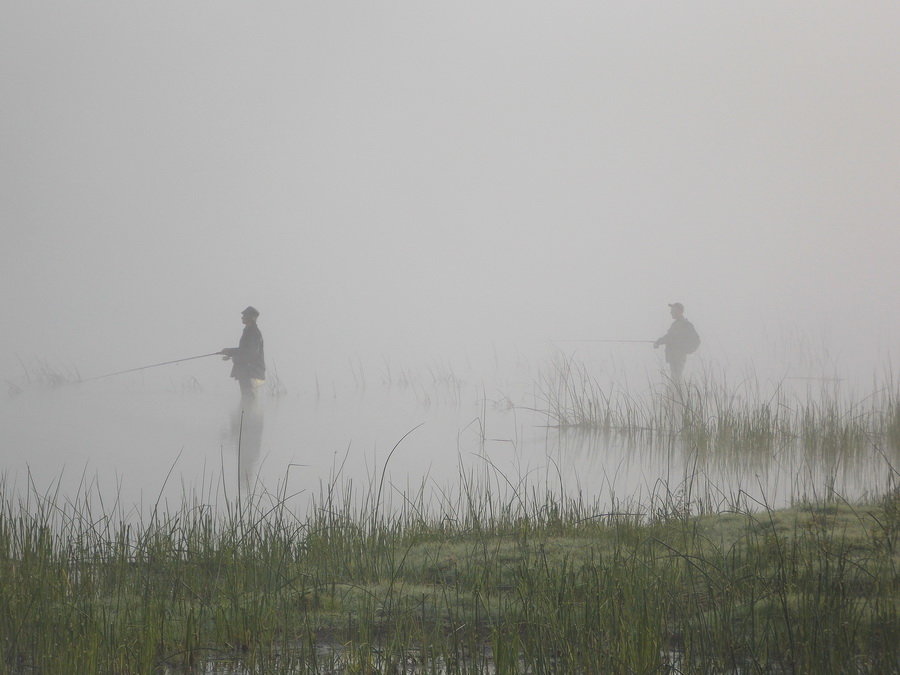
[[668, 302, 684, 312], [241, 306, 260, 318]]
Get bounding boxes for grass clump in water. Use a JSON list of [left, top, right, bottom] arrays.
[[539, 357, 900, 461]]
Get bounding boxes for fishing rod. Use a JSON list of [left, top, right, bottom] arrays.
[[553, 339, 656, 344], [80, 351, 223, 383]]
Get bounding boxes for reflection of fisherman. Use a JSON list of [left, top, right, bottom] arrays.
[[220, 306, 266, 402], [654, 302, 700, 383]]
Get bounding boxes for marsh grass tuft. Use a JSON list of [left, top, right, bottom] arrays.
[[8, 358, 81, 394], [540, 356, 900, 462]]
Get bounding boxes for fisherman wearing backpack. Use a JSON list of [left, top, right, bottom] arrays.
[[654, 302, 700, 384]]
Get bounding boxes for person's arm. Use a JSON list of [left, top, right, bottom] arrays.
[[227, 328, 260, 365], [654, 326, 672, 348]]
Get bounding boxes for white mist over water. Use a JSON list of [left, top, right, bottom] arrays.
[[2, 342, 896, 521], [2, 3, 899, 514]]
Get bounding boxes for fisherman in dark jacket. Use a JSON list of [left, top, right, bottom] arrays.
[[221, 306, 266, 402], [654, 302, 699, 384]]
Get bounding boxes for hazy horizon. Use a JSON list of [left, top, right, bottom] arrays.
[[3, 2, 899, 386]]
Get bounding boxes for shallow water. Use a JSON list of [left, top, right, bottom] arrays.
[[2, 357, 895, 520]]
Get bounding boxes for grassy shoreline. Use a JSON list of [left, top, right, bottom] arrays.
[[3, 360, 898, 671], [1, 475, 897, 673]]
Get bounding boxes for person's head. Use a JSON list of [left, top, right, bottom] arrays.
[[241, 306, 260, 325], [668, 302, 684, 319]]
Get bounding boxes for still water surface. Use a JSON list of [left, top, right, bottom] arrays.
[[2, 355, 894, 520]]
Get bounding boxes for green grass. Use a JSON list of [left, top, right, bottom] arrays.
[[0, 467, 897, 673]]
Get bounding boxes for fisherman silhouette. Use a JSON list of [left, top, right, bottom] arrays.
[[653, 302, 700, 384], [220, 306, 266, 492], [220, 306, 266, 403]]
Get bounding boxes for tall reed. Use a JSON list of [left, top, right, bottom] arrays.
[[539, 356, 900, 459]]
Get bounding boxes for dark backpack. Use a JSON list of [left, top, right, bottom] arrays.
[[684, 322, 701, 354]]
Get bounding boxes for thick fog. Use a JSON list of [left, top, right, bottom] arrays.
[[3, 3, 899, 384]]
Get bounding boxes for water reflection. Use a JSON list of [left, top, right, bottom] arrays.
[[230, 401, 265, 495], [552, 415, 897, 513]]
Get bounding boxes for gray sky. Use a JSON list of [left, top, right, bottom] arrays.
[[3, 2, 898, 381]]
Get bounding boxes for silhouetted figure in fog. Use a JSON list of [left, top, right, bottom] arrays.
[[221, 306, 266, 493], [221, 306, 266, 403], [654, 302, 700, 384]]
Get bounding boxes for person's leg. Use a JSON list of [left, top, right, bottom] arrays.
[[239, 378, 264, 407], [238, 378, 255, 404], [669, 355, 686, 385]]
